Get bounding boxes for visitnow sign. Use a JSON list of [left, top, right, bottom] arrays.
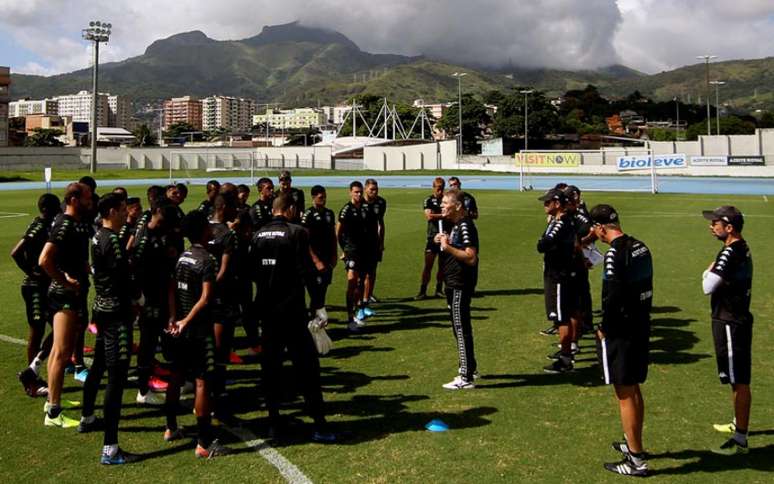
[[514, 152, 581, 167], [616, 154, 687, 171], [691, 156, 727, 166]]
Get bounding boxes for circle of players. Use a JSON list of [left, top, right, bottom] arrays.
[[11, 173, 753, 477]]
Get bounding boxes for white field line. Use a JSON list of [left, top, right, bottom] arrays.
[[0, 332, 312, 484], [0, 212, 29, 219], [764, 195, 769, 202]]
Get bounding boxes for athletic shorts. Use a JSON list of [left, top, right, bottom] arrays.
[[141, 304, 168, 330], [93, 311, 133, 367], [425, 237, 441, 254], [48, 287, 86, 319], [22, 285, 48, 328], [343, 251, 369, 275], [211, 298, 240, 326], [597, 335, 649, 385], [163, 333, 216, 380], [543, 275, 579, 325], [712, 319, 752, 385]]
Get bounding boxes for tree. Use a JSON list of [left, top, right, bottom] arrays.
[[757, 111, 774, 128], [436, 93, 491, 154], [132, 124, 157, 147], [685, 116, 756, 140], [164, 122, 197, 139], [491, 89, 560, 140], [24, 128, 64, 147]]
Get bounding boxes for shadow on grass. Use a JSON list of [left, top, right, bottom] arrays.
[[648, 445, 774, 475], [650, 315, 711, 365], [476, 366, 604, 389], [473, 287, 544, 298]]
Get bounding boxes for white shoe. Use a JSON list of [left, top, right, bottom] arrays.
[[458, 369, 481, 380], [353, 315, 366, 328], [442, 375, 475, 390], [136, 390, 165, 406]]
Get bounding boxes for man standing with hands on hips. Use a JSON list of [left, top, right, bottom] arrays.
[[436, 189, 479, 390]]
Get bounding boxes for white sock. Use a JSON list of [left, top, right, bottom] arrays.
[[29, 356, 42, 375], [81, 414, 96, 424], [103, 444, 118, 457]]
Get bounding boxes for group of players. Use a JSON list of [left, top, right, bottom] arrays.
[[535, 183, 755, 477], [9, 172, 753, 476]]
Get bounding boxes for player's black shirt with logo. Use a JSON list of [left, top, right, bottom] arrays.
[[423, 195, 450, 239], [338, 201, 369, 254], [441, 218, 479, 290], [537, 212, 576, 281], [710, 239, 753, 325], [600, 234, 653, 338], [91, 227, 133, 313], [174, 244, 218, 338], [48, 214, 90, 296], [20, 217, 52, 288], [301, 206, 337, 263]]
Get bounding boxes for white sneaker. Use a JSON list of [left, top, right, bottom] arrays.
[[136, 390, 165, 406], [442, 375, 475, 390], [353, 315, 366, 327]]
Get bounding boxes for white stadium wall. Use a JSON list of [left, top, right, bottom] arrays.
[[363, 140, 456, 171]]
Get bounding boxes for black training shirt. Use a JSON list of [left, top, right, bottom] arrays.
[[601, 234, 653, 338], [301, 206, 337, 263], [250, 217, 311, 321], [131, 223, 176, 306], [48, 213, 90, 293], [338, 201, 368, 254], [250, 199, 273, 229], [441, 218, 479, 290], [710, 239, 753, 324], [207, 221, 239, 304], [423, 194, 450, 238], [91, 226, 132, 313], [537, 212, 576, 281], [20, 216, 53, 288], [174, 244, 217, 337]]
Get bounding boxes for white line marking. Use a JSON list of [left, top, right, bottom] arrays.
[[0, 332, 313, 483], [0, 212, 29, 219], [225, 426, 314, 484], [0, 334, 27, 345], [763, 195, 769, 202]]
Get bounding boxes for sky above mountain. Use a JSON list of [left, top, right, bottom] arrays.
[[1, 0, 773, 76]]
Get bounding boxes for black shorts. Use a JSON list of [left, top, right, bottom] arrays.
[[712, 319, 752, 385], [211, 298, 240, 326], [163, 332, 216, 380], [93, 311, 133, 367], [597, 336, 649, 385], [344, 251, 370, 275], [425, 237, 441, 254], [22, 285, 49, 328], [48, 287, 86, 319], [543, 276, 579, 325]]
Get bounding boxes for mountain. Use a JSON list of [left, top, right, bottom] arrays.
[[8, 23, 774, 112]]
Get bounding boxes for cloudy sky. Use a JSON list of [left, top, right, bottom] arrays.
[[1, 0, 773, 76]]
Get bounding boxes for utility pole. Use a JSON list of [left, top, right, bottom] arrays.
[[452, 72, 466, 156], [697, 54, 717, 136], [520, 89, 534, 151], [82, 20, 112, 173], [710, 80, 726, 135]]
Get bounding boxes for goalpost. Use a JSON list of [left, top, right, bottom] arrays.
[[516, 148, 659, 194]]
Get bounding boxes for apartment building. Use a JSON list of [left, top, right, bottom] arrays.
[[163, 96, 203, 130], [9, 98, 59, 117], [202, 95, 256, 132], [253, 108, 326, 130]]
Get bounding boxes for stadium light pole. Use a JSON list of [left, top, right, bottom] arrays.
[[452, 72, 466, 156], [710, 80, 725, 135], [697, 55, 716, 137], [520, 89, 534, 151], [82, 21, 112, 174]]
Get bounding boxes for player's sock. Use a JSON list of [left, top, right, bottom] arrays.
[[103, 444, 118, 458], [80, 414, 96, 425], [47, 404, 62, 419], [29, 356, 43, 375], [733, 428, 748, 446], [629, 452, 646, 467]]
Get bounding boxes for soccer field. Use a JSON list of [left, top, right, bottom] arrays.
[[0, 182, 772, 483]]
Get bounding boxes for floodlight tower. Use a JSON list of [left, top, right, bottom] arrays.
[[452, 72, 466, 156], [82, 20, 112, 173], [710, 80, 726, 135], [696, 54, 717, 136]]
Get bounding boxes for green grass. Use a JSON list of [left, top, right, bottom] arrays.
[[1, 185, 773, 483]]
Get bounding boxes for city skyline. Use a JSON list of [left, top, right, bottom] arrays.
[[1, 0, 774, 77]]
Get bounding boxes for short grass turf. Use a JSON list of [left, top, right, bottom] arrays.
[[0, 182, 773, 483]]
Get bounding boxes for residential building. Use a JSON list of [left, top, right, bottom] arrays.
[[252, 108, 326, 130], [163, 96, 203, 130], [202, 95, 256, 132], [9, 98, 59, 117], [55, 90, 109, 126], [412, 99, 449, 120], [25, 113, 68, 134], [0, 66, 9, 147], [107, 94, 131, 129]]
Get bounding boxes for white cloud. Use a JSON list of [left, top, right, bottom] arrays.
[[1, 0, 773, 75]]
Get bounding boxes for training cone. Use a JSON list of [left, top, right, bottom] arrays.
[[425, 419, 449, 432]]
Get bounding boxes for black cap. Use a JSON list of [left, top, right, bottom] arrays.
[[702, 206, 744, 231], [563, 185, 581, 202], [590, 204, 620, 225], [279, 170, 292, 181], [538, 188, 567, 203]]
